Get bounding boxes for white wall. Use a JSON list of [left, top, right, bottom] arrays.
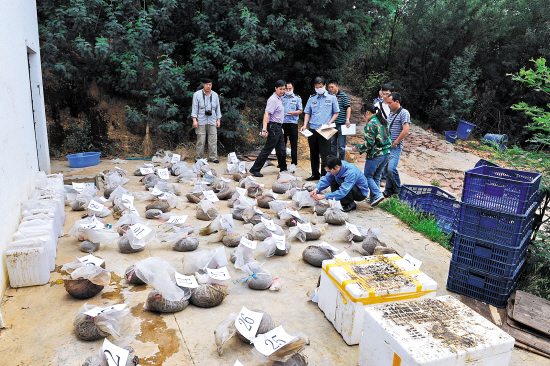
[[0, 0, 49, 295]]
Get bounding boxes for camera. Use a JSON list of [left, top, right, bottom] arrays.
[[205, 110, 212, 116]]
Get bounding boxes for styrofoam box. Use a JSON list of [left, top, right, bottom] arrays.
[[359, 295, 515, 366], [318, 254, 437, 345], [6, 240, 50, 288]]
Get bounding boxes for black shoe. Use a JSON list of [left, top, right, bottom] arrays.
[[383, 190, 393, 198], [210, 159, 220, 164], [305, 175, 321, 181], [250, 170, 263, 177], [342, 202, 357, 212]]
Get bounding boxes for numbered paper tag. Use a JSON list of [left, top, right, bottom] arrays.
[[157, 168, 170, 180], [167, 215, 188, 224], [129, 223, 152, 239], [78, 254, 105, 267], [99, 196, 109, 203], [345, 222, 361, 236], [260, 217, 277, 232], [174, 271, 199, 288], [121, 194, 134, 206], [151, 187, 164, 196], [403, 254, 422, 269], [227, 163, 235, 172], [102, 338, 129, 366], [252, 326, 295, 356], [207, 266, 231, 281], [87, 200, 106, 212], [229, 152, 239, 164], [297, 222, 312, 233], [140, 167, 154, 175], [238, 162, 246, 174], [203, 190, 220, 202], [286, 208, 301, 219], [128, 205, 140, 215], [235, 306, 264, 340], [84, 304, 126, 317], [240, 237, 257, 249], [236, 187, 247, 196], [171, 154, 181, 163], [72, 182, 86, 193], [271, 233, 286, 250]]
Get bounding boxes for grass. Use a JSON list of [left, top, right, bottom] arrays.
[[431, 179, 440, 187], [379, 196, 452, 250]]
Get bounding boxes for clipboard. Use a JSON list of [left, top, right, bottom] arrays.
[[316, 126, 338, 140]]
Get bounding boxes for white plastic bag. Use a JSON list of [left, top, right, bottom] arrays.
[[291, 189, 317, 208]]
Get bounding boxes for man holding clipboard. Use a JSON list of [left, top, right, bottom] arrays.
[[301, 76, 339, 181]]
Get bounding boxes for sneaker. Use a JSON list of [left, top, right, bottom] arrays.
[[250, 170, 263, 177], [383, 190, 393, 198], [370, 195, 385, 207], [342, 202, 357, 212]]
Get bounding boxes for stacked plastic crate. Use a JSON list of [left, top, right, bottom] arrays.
[[446, 165, 544, 307]]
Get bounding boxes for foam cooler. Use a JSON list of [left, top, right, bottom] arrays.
[[358, 295, 514, 366], [318, 254, 437, 345]]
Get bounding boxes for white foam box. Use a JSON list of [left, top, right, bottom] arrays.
[[359, 295, 515, 366], [6, 240, 50, 288], [318, 254, 437, 345]]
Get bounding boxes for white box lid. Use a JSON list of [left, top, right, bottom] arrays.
[[364, 295, 515, 364], [322, 254, 437, 303]]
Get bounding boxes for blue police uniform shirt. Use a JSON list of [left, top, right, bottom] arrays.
[[304, 92, 340, 129], [283, 93, 303, 124]]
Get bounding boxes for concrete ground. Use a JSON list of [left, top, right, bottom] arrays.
[[0, 157, 547, 365]]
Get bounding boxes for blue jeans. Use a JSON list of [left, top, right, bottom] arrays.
[[364, 154, 390, 201], [384, 147, 402, 193], [330, 124, 347, 160]]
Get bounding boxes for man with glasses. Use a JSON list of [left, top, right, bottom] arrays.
[[282, 82, 302, 166], [192, 78, 222, 163], [375, 84, 394, 123], [309, 155, 369, 212]]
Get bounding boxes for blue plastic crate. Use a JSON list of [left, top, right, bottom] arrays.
[[450, 230, 531, 277], [474, 159, 499, 168], [446, 258, 524, 308], [456, 191, 543, 247], [462, 165, 542, 214], [399, 185, 459, 234]]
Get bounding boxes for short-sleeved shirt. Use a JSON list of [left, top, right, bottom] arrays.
[[266, 93, 284, 123], [303, 93, 340, 130], [388, 107, 411, 148], [283, 93, 303, 124], [373, 96, 384, 105], [333, 90, 351, 125], [191, 90, 222, 126]]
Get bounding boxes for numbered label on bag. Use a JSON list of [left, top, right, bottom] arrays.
[[235, 306, 264, 340], [72, 182, 86, 193], [128, 205, 140, 215], [271, 233, 286, 250], [174, 271, 199, 288], [102, 338, 129, 366], [239, 162, 247, 174], [206, 267, 231, 280], [240, 237, 257, 249], [151, 187, 164, 196], [84, 304, 127, 317], [167, 215, 188, 224], [171, 154, 181, 163], [203, 190, 220, 202], [87, 200, 106, 212], [345, 222, 361, 236], [260, 217, 277, 232], [252, 326, 295, 356], [78, 254, 105, 267], [121, 194, 134, 206], [129, 223, 152, 239], [157, 168, 170, 180], [140, 167, 154, 175], [229, 152, 239, 163], [297, 222, 312, 233]]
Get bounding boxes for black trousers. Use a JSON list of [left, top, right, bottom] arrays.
[[330, 180, 366, 206], [307, 128, 331, 177], [251, 122, 287, 172], [282, 123, 299, 166]]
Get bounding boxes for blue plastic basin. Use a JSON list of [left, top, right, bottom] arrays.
[[445, 131, 457, 143], [66, 152, 101, 168], [457, 120, 476, 140]]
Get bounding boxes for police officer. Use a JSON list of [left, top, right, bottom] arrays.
[[282, 82, 303, 166], [249, 80, 288, 177], [301, 76, 339, 181]]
